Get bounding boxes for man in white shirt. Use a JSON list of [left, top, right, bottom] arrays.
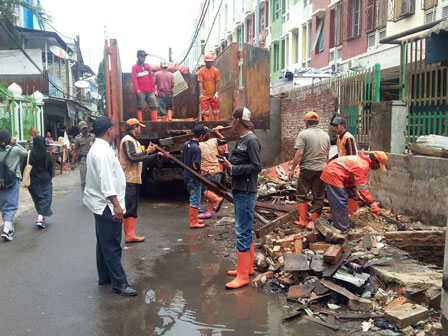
[[83, 116, 137, 297]]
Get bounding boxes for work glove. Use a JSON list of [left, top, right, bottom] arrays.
[[370, 203, 381, 216], [214, 92, 219, 99]]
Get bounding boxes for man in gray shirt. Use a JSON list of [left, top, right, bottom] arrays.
[[288, 112, 330, 227]]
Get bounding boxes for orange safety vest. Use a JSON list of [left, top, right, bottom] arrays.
[[336, 131, 357, 157]]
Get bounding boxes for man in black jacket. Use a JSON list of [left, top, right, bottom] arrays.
[[222, 107, 262, 289]]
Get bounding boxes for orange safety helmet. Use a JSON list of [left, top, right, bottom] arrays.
[[305, 112, 319, 121], [204, 54, 214, 62]]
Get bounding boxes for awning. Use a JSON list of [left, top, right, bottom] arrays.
[[421, 20, 448, 38]]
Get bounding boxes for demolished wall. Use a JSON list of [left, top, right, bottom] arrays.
[[369, 153, 448, 226], [280, 87, 337, 161]]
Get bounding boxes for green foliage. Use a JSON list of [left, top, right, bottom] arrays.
[[96, 58, 106, 115]]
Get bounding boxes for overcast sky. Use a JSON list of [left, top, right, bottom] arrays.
[[41, 0, 203, 75]]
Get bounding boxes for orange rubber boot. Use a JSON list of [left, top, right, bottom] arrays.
[[202, 114, 210, 121], [161, 115, 167, 121], [347, 198, 359, 216], [150, 110, 158, 121], [189, 206, 205, 229], [204, 190, 223, 213], [225, 251, 251, 289], [123, 217, 145, 243], [228, 243, 254, 276], [311, 212, 320, 222], [295, 203, 307, 227], [213, 114, 220, 121], [167, 110, 173, 121], [136, 110, 143, 122]]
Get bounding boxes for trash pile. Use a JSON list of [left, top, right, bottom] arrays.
[[250, 217, 443, 335]]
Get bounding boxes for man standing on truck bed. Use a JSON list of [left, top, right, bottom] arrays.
[[119, 118, 158, 243], [198, 54, 220, 121], [154, 61, 174, 121], [132, 50, 158, 122]]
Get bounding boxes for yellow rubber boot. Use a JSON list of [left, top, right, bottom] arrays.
[[228, 243, 254, 276], [225, 251, 251, 289]]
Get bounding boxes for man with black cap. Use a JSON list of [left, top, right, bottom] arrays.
[[119, 118, 158, 243], [72, 120, 95, 192], [154, 61, 174, 121], [182, 124, 210, 229], [221, 107, 262, 289], [331, 116, 357, 158], [83, 116, 137, 296], [132, 50, 158, 122]]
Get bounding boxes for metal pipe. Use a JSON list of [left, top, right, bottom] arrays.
[[380, 19, 442, 44]]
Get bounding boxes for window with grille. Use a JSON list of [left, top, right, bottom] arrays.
[[424, 8, 437, 23], [353, 0, 362, 37], [331, 3, 342, 47], [260, 6, 265, 31], [422, 0, 437, 9], [247, 17, 253, 41], [368, 32, 376, 48], [274, 0, 281, 20], [394, 0, 415, 19], [312, 17, 325, 54], [273, 43, 280, 72], [443, 5, 448, 18], [367, 0, 387, 32], [344, 0, 362, 40]]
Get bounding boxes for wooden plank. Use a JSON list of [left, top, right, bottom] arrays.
[[255, 201, 295, 213], [287, 283, 315, 299], [337, 312, 384, 319], [320, 279, 359, 301], [255, 209, 298, 238], [302, 315, 339, 331]]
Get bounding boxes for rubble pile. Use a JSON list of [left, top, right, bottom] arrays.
[[250, 218, 443, 335]]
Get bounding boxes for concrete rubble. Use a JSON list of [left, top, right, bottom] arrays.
[[241, 163, 445, 335]]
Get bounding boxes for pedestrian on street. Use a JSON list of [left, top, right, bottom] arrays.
[[45, 131, 54, 153], [132, 50, 158, 122], [25, 135, 53, 229], [183, 124, 210, 229], [154, 61, 174, 121], [72, 121, 95, 193], [0, 130, 28, 242], [221, 107, 262, 289], [287, 112, 330, 227], [320, 152, 388, 232], [330, 116, 359, 215], [119, 118, 159, 243], [83, 116, 137, 296], [198, 54, 220, 121], [197, 127, 226, 220]]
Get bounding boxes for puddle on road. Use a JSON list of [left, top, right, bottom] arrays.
[[115, 235, 335, 336]]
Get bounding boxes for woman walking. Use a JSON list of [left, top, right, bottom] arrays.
[[27, 136, 53, 229], [0, 130, 28, 241]]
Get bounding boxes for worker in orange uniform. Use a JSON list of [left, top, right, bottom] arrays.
[[330, 116, 359, 215], [132, 50, 158, 122], [119, 118, 159, 242], [320, 152, 388, 232], [287, 112, 330, 227], [198, 54, 220, 121]]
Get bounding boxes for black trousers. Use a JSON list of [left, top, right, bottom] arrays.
[[94, 206, 128, 287], [123, 183, 140, 218]]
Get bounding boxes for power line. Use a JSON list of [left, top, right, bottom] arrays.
[[0, 20, 97, 104], [179, 0, 210, 65], [45, 22, 75, 41], [193, 0, 224, 72]]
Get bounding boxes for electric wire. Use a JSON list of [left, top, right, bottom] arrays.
[[0, 20, 97, 104], [193, 0, 224, 72], [179, 0, 210, 65]]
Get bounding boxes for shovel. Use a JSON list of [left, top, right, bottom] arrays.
[[358, 199, 406, 231]]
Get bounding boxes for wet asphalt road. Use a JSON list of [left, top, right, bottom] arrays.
[[0, 183, 332, 336]]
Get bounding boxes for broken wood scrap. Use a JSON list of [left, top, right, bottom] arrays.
[[302, 315, 339, 331], [255, 209, 298, 238], [320, 279, 359, 301], [337, 312, 384, 320], [283, 253, 310, 272], [287, 283, 316, 300]]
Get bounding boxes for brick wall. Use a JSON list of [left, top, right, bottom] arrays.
[[280, 86, 338, 161], [384, 230, 446, 266]]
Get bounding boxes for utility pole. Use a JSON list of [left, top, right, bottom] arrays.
[[76, 35, 81, 102], [168, 47, 173, 62]]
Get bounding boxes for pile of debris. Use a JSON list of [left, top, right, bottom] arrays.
[[251, 218, 443, 335]]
